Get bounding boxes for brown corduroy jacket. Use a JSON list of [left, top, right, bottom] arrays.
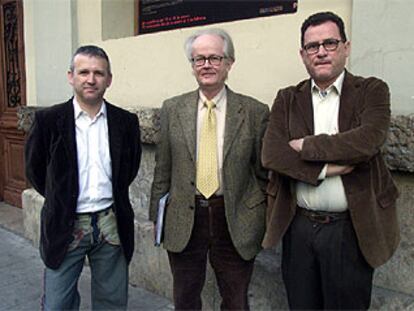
[[261, 71, 400, 268]]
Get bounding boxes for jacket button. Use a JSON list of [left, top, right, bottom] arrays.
[[189, 206, 194, 210], [190, 181, 194, 186]]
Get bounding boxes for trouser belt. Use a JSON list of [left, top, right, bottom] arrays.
[[195, 195, 224, 208], [297, 206, 349, 224]]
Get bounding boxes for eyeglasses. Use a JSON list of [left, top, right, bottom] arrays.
[[192, 55, 226, 66], [303, 38, 344, 55]]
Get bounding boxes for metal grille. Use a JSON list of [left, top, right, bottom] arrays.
[[3, 1, 21, 108]]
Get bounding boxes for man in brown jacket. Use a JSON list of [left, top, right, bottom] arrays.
[[262, 12, 399, 310]]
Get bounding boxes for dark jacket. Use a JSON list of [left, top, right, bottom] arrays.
[[25, 99, 141, 269]]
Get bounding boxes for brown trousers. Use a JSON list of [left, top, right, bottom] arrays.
[[168, 196, 255, 310]]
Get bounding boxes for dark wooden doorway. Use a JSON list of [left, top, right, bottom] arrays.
[[0, 0, 26, 208]]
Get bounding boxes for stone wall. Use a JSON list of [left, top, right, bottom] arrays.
[[385, 115, 414, 172], [20, 107, 414, 310]]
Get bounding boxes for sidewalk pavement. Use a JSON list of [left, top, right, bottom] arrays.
[[0, 203, 173, 311]]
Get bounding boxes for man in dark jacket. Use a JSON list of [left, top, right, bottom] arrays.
[[25, 45, 141, 310]]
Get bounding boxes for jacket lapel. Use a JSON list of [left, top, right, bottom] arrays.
[[223, 88, 244, 162], [294, 80, 314, 135], [106, 102, 123, 184], [338, 71, 358, 132], [56, 99, 78, 170], [177, 91, 198, 162]]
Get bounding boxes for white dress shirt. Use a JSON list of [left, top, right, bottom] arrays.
[[296, 71, 348, 212], [73, 99, 113, 213], [196, 87, 227, 195]]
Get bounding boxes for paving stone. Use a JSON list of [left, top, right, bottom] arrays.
[[0, 224, 172, 311]]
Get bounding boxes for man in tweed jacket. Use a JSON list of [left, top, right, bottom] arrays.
[[149, 28, 269, 310]]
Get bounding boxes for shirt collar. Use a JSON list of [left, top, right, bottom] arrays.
[[198, 86, 226, 111], [73, 98, 106, 120], [311, 70, 345, 96]]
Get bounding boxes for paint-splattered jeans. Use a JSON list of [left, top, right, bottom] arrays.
[[42, 207, 128, 311]]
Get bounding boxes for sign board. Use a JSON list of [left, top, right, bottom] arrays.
[[137, 0, 298, 34]]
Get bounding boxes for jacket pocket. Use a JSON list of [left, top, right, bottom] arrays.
[[377, 184, 399, 209], [244, 189, 266, 209]]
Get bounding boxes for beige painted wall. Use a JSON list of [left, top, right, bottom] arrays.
[[24, 0, 351, 108], [350, 0, 414, 115], [102, 0, 135, 40], [77, 0, 102, 43], [76, 0, 352, 108], [23, 0, 36, 106], [23, 0, 75, 107]]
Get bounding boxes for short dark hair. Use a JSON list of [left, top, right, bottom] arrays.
[[69, 45, 111, 74], [301, 12, 347, 47]]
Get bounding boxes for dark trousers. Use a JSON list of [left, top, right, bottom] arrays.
[[167, 196, 255, 311], [282, 208, 374, 310]]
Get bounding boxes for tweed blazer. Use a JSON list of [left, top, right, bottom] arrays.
[[25, 99, 141, 269], [261, 71, 400, 268], [149, 87, 269, 260]]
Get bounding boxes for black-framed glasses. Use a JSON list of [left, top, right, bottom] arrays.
[[303, 38, 344, 55], [192, 55, 226, 66]]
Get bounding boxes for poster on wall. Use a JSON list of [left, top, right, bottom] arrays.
[[137, 0, 298, 34]]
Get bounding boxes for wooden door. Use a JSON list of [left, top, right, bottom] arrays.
[[0, 0, 26, 208]]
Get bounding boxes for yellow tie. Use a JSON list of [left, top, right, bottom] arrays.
[[197, 100, 219, 199]]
